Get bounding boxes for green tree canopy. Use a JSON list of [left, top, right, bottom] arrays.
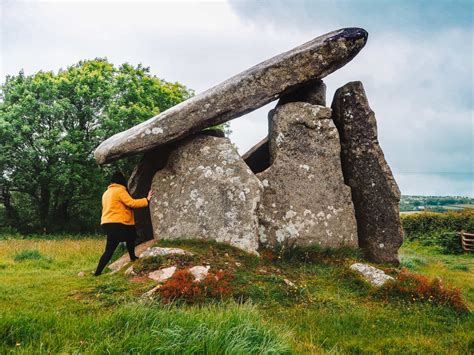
[[0, 59, 193, 233]]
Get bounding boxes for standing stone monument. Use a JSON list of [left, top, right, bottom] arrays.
[[93, 27, 404, 264]]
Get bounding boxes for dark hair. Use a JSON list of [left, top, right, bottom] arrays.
[[110, 171, 128, 187]]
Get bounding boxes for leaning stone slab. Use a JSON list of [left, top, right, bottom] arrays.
[[150, 135, 262, 255], [331, 81, 403, 265], [350, 263, 394, 287], [108, 239, 155, 273], [94, 28, 368, 164], [257, 102, 358, 249]]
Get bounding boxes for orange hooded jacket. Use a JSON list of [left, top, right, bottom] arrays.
[[101, 183, 148, 225]]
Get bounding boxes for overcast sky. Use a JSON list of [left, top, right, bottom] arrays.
[[1, 0, 473, 196]]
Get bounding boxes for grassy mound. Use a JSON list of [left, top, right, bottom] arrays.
[[0, 237, 472, 353]]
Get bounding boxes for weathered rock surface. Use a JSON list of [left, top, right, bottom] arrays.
[[257, 102, 358, 249], [140, 247, 193, 258], [150, 135, 262, 254], [148, 266, 177, 282], [189, 265, 211, 282], [108, 239, 155, 273], [94, 28, 368, 164], [142, 285, 161, 298], [350, 263, 394, 286], [128, 130, 226, 243], [124, 266, 136, 276], [332, 81, 403, 265], [243, 80, 327, 174]]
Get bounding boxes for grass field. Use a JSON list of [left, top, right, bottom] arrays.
[[0, 236, 473, 353]]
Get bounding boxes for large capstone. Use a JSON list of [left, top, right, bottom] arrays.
[[331, 81, 403, 265], [149, 135, 262, 254], [257, 102, 358, 249], [94, 28, 368, 164]]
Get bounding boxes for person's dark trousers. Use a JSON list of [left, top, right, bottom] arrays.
[[94, 223, 138, 276]]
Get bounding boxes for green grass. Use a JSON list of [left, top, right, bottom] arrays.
[[0, 237, 472, 353], [13, 249, 45, 262]]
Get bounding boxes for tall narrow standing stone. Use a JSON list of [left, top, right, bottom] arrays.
[[257, 102, 358, 249], [331, 81, 403, 265]]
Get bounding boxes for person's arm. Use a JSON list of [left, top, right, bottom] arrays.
[[118, 189, 148, 209]]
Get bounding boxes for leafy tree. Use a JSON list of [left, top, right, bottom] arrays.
[[0, 59, 193, 233]]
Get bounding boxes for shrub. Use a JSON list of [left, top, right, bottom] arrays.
[[13, 249, 44, 262], [133, 256, 164, 274], [158, 269, 234, 304], [377, 269, 469, 312], [401, 210, 474, 254]]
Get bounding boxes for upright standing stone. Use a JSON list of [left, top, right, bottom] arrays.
[[257, 102, 358, 249], [243, 80, 327, 174], [331, 81, 403, 265], [150, 135, 262, 254]]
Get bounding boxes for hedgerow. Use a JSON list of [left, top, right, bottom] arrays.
[[401, 210, 474, 254]]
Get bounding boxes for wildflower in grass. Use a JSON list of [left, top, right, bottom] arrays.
[[377, 268, 468, 312]]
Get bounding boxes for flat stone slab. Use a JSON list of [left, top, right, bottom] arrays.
[[140, 247, 193, 258], [94, 28, 368, 164], [148, 266, 177, 282], [350, 263, 394, 287]]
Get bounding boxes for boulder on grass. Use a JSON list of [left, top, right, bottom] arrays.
[[350, 263, 394, 286]]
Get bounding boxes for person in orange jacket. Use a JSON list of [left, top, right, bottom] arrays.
[[94, 171, 153, 276]]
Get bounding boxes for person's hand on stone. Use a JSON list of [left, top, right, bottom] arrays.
[[147, 190, 154, 201]]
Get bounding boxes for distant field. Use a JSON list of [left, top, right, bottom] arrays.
[[453, 204, 474, 209], [401, 204, 474, 214]]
